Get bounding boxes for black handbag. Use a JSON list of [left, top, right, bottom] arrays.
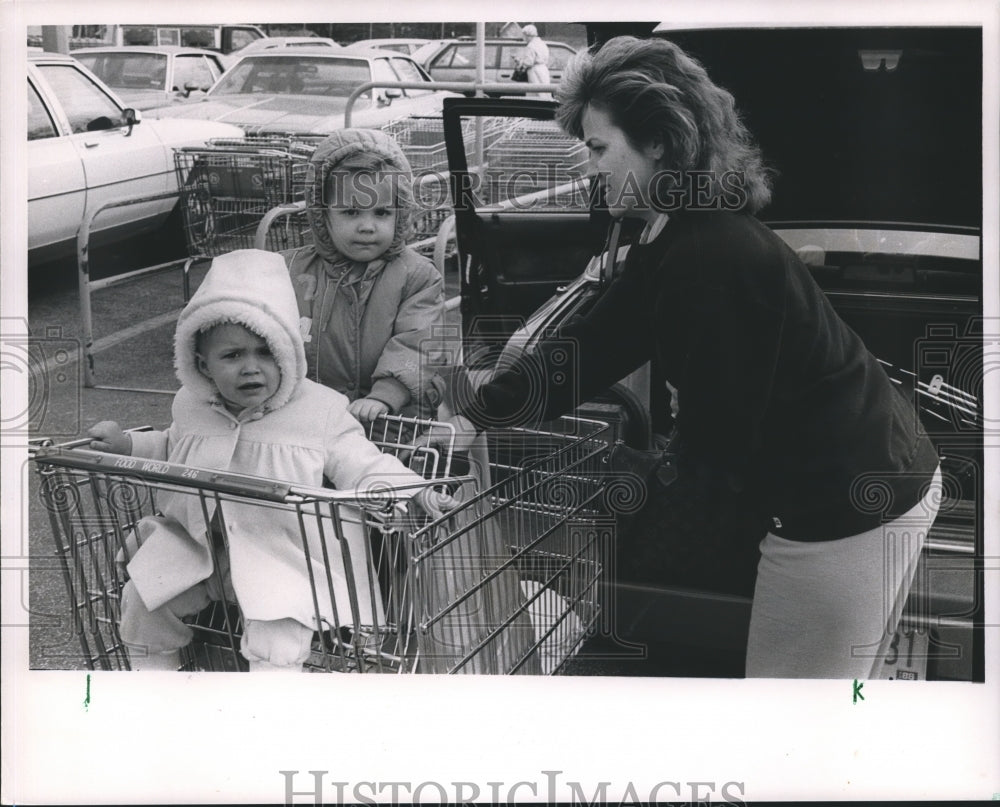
[[605, 438, 765, 598], [510, 65, 529, 82]]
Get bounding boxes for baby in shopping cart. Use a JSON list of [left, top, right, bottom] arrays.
[[88, 249, 454, 672], [281, 128, 445, 423]]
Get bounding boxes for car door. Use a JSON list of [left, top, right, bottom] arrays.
[[172, 53, 222, 99], [442, 97, 598, 351], [384, 56, 449, 117], [545, 43, 577, 81], [496, 43, 524, 81], [427, 42, 500, 83], [33, 60, 172, 243], [497, 42, 576, 82], [27, 71, 86, 258]]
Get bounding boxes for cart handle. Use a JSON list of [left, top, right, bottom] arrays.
[[29, 425, 155, 453], [32, 447, 294, 501], [32, 446, 475, 506]]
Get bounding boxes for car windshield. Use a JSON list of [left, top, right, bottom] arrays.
[[74, 52, 169, 92], [211, 56, 371, 97]]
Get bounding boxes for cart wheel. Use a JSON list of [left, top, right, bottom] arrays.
[[586, 383, 652, 449]]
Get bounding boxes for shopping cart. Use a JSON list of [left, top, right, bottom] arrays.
[[382, 115, 509, 174], [409, 416, 611, 674], [32, 415, 611, 674], [481, 118, 589, 209], [176, 119, 496, 263], [174, 136, 320, 259], [382, 115, 514, 248]]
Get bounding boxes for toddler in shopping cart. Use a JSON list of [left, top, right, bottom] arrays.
[[282, 128, 445, 423], [88, 249, 454, 672]]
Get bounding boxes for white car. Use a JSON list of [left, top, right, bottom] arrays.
[[71, 46, 228, 110], [229, 35, 341, 54], [222, 35, 342, 68], [144, 48, 455, 135], [28, 51, 244, 266], [416, 37, 578, 83], [348, 38, 431, 56]]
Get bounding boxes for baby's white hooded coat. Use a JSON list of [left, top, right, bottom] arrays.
[[127, 249, 423, 627]]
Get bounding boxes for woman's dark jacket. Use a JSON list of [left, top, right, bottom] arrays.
[[459, 210, 939, 542]]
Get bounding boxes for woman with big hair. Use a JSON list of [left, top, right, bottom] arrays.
[[433, 36, 942, 678]]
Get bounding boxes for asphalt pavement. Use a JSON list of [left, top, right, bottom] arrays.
[[26, 240, 201, 669]]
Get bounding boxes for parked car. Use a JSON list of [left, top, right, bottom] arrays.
[[143, 48, 455, 135], [71, 46, 228, 110], [27, 51, 244, 266], [227, 35, 340, 56], [67, 23, 266, 54], [416, 37, 577, 83], [221, 36, 342, 68], [348, 38, 431, 56], [440, 26, 983, 680]]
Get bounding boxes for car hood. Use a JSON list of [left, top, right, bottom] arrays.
[[144, 93, 391, 134], [144, 116, 245, 145], [114, 88, 171, 111]]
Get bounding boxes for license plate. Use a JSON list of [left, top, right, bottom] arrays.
[[872, 622, 930, 680]]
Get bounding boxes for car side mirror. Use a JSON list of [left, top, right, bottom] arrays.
[[121, 107, 141, 136], [182, 80, 202, 97], [378, 87, 403, 105]]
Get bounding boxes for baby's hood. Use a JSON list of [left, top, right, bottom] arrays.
[[174, 249, 307, 411], [305, 128, 415, 265]]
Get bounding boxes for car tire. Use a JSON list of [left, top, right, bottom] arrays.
[[151, 202, 190, 263]]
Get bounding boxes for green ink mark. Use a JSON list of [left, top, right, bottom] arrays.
[[853, 678, 864, 704], [83, 674, 91, 711]]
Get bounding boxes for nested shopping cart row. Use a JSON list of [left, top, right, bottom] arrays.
[[170, 115, 579, 261], [31, 415, 611, 674]]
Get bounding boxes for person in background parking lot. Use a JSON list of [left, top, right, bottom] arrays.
[[516, 24, 551, 94], [432, 36, 943, 679], [283, 128, 445, 423]]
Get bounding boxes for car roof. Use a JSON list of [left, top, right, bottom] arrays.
[[441, 37, 573, 45], [351, 38, 429, 46], [70, 45, 220, 56], [28, 50, 78, 63], [243, 36, 339, 46], [234, 47, 379, 60]]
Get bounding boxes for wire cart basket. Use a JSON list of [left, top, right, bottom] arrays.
[[382, 115, 513, 245], [32, 415, 610, 674], [174, 136, 321, 258], [174, 119, 500, 262], [481, 118, 589, 209], [411, 417, 612, 674], [381, 115, 509, 174]]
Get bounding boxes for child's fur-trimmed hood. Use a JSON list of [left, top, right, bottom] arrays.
[[174, 249, 307, 412], [305, 128, 416, 265]]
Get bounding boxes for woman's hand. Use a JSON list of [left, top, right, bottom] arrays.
[[421, 414, 481, 455], [87, 421, 132, 455], [397, 415, 480, 468], [413, 486, 462, 521], [349, 397, 390, 423]]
